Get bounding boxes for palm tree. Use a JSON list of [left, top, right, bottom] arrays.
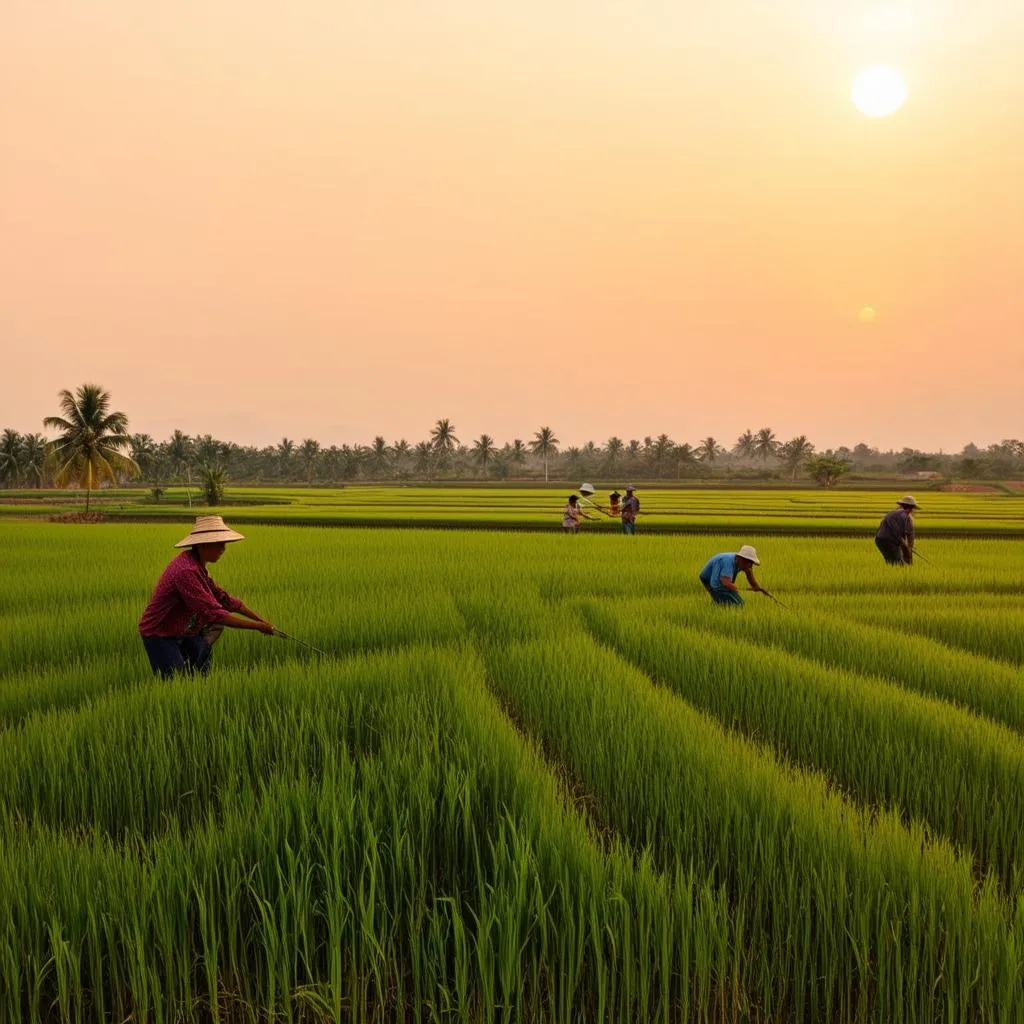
[[368, 437, 390, 478], [414, 440, 434, 479], [430, 419, 459, 464], [650, 434, 674, 476], [276, 438, 296, 480], [563, 445, 583, 477], [695, 437, 723, 464], [299, 439, 321, 484], [754, 427, 779, 462], [580, 441, 599, 475], [732, 429, 756, 459], [778, 436, 816, 479], [199, 464, 227, 505], [509, 439, 527, 470], [674, 442, 698, 479], [194, 434, 222, 466], [472, 434, 497, 474], [603, 437, 624, 473], [20, 433, 48, 487], [0, 429, 22, 487], [129, 434, 157, 479], [167, 430, 194, 504], [390, 439, 411, 478], [530, 427, 559, 482], [43, 384, 138, 511]]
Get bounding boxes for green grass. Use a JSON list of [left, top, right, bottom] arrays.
[[3, 521, 1024, 1021]]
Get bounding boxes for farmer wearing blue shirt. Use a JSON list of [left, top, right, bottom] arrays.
[[699, 545, 764, 605]]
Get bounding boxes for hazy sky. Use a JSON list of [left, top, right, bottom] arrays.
[[2, 1, 1022, 451]]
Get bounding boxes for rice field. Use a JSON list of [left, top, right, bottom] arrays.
[[3, 484, 1024, 536], [2, 520, 1024, 1022]]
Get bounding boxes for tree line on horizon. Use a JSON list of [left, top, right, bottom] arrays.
[[2, 385, 1023, 503]]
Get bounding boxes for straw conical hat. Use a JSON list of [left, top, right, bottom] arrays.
[[174, 515, 245, 548]]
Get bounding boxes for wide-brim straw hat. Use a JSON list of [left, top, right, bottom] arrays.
[[175, 515, 246, 548], [897, 495, 920, 509], [737, 544, 760, 565]]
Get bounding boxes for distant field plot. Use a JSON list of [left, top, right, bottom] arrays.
[[2, 521, 1024, 1021], [3, 484, 1024, 535]]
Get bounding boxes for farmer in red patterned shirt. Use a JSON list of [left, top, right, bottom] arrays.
[[139, 515, 275, 678]]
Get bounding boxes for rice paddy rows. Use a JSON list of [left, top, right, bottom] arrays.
[[4, 485, 1024, 535], [2, 521, 1024, 1021]]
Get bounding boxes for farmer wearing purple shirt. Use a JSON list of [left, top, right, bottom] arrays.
[[139, 515, 275, 678], [875, 496, 918, 565]]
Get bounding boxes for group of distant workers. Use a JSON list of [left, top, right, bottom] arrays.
[[137, 496, 920, 680], [562, 490, 921, 608], [563, 486, 640, 534]]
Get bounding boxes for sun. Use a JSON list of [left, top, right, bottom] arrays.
[[851, 66, 907, 118]]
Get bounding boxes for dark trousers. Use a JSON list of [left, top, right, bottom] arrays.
[[142, 634, 214, 679], [875, 537, 907, 565]]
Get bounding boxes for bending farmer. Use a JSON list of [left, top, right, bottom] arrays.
[[138, 515, 275, 678], [875, 495, 918, 565], [699, 545, 764, 605], [563, 494, 592, 533]]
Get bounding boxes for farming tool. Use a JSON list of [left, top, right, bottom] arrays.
[[759, 589, 787, 608], [909, 547, 933, 565], [274, 629, 329, 656], [578, 483, 616, 518]]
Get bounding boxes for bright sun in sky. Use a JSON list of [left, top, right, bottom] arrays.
[[851, 65, 908, 117]]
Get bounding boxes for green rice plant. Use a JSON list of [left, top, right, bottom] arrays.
[[833, 597, 1024, 666], [468, 619, 1023, 1021], [3, 521, 1024, 1021], [579, 597, 1024, 893], [649, 593, 1024, 735]]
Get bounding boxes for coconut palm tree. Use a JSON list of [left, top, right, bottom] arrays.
[[0, 429, 22, 487], [695, 437, 724, 464], [299, 439, 321, 484], [674, 442, 698, 478], [430, 419, 459, 461], [732, 429, 756, 459], [472, 434, 497, 474], [43, 384, 138, 511], [194, 434, 222, 467], [368, 437, 390, 478], [778, 436, 816, 479], [754, 427, 779, 462], [20, 433, 48, 487], [650, 434, 674, 476], [509, 439, 527, 470], [603, 437, 624, 473], [129, 433, 157, 479], [390, 439, 411, 478], [530, 427, 559, 482], [276, 438, 296, 480], [414, 440, 434, 479]]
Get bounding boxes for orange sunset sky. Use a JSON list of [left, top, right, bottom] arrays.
[[2, 1, 1022, 451]]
